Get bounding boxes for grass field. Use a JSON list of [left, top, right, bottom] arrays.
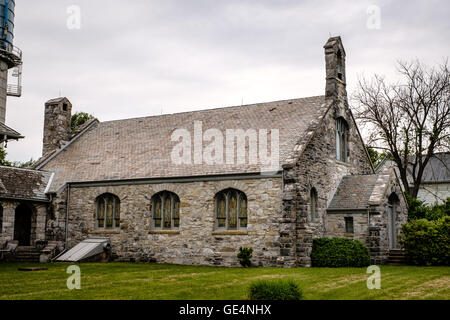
[[0, 263, 448, 300]]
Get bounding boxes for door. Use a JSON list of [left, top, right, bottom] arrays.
[[14, 204, 32, 246], [388, 205, 397, 249]]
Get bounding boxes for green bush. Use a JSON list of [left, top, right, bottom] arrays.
[[237, 247, 253, 267], [406, 195, 450, 221], [248, 279, 303, 300], [311, 238, 371, 267], [400, 216, 450, 266]]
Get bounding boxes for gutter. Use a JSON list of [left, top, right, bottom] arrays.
[[64, 171, 283, 189], [0, 196, 50, 203]]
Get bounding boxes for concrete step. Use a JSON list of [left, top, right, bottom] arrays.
[[386, 249, 407, 265], [13, 246, 42, 262], [389, 250, 405, 257]]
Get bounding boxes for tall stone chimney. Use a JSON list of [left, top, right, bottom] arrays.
[[43, 97, 72, 156], [324, 36, 347, 101]]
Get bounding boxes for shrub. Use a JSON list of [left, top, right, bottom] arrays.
[[400, 216, 450, 266], [248, 279, 302, 300], [406, 195, 450, 221], [311, 238, 371, 267], [237, 247, 253, 267]]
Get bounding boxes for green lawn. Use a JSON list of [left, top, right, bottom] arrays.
[[0, 263, 448, 300]]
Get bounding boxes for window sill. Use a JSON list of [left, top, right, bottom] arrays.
[[336, 160, 352, 167], [149, 230, 180, 235], [91, 229, 120, 234], [212, 230, 248, 235], [344, 233, 354, 237]]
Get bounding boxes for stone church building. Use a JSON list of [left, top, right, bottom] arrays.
[[0, 37, 407, 266]]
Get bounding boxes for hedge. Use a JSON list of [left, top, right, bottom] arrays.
[[400, 216, 450, 266], [311, 238, 371, 267], [248, 279, 303, 300]]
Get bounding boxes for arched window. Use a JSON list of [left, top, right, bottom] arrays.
[[215, 189, 247, 230], [96, 193, 120, 229], [336, 117, 348, 162], [0, 204, 3, 234], [310, 188, 318, 222], [152, 191, 180, 229]]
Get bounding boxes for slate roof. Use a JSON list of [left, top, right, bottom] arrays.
[[0, 122, 24, 140], [409, 153, 450, 183], [37, 95, 330, 192], [327, 174, 391, 211], [376, 153, 450, 184], [0, 166, 53, 202]]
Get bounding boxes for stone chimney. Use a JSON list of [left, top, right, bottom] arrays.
[[324, 36, 347, 100], [43, 97, 72, 156]]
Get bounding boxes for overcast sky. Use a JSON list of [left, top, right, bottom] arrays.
[[4, 0, 450, 162]]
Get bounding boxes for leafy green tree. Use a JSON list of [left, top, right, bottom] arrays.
[[0, 148, 12, 166], [406, 194, 450, 221], [0, 148, 34, 168], [366, 146, 387, 168], [71, 112, 94, 133]]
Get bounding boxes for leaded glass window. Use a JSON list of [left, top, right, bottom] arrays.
[[336, 117, 348, 162], [152, 191, 180, 230], [215, 189, 248, 230], [96, 194, 120, 229]]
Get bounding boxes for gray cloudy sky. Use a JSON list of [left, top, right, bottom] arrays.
[[5, 0, 450, 162]]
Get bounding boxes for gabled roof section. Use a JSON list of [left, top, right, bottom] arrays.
[[408, 153, 450, 183], [327, 173, 392, 211], [376, 153, 450, 183], [38, 96, 328, 192], [0, 122, 24, 140], [0, 166, 53, 202]]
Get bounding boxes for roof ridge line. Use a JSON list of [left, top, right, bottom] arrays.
[[100, 95, 325, 124]]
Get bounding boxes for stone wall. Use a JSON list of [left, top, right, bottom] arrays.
[[62, 177, 283, 267], [325, 212, 369, 244], [277, 37, 375, 267], [282, 101, 373, 266]]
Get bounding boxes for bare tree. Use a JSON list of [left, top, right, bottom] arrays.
[[353, 60, 450, 198]]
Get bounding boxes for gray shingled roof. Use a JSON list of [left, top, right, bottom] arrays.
[[38, 96, 329, 192], [409, 153, 450, 183], [327, 174, 391, 210], [0, 122, 24, 140], [0, 166, 53, 202]]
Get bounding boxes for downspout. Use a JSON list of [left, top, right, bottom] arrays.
[[65, 184, 70, 249]]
